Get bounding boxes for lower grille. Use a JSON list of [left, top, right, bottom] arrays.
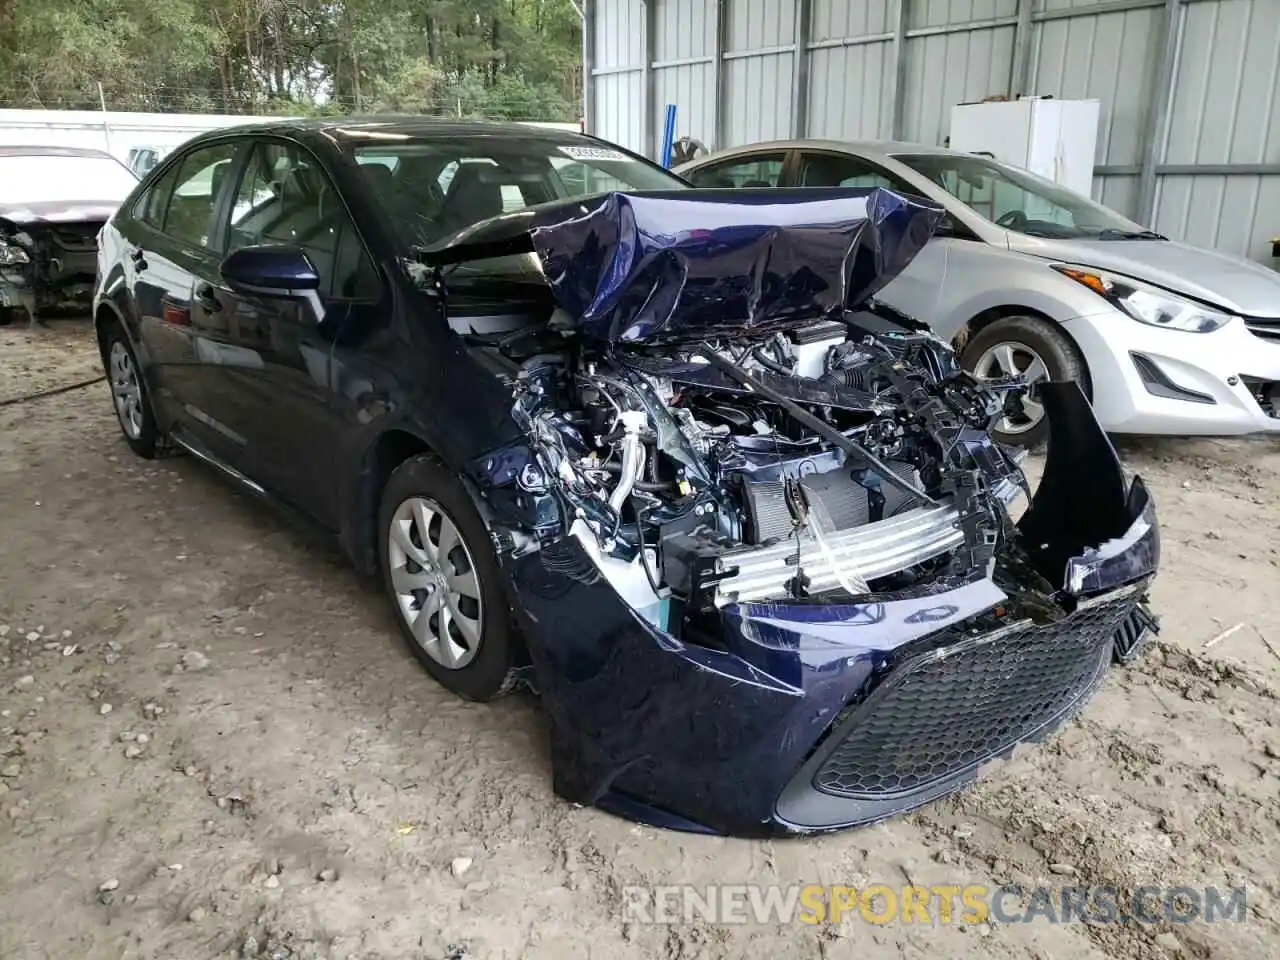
[[813, 592, 1138, 799]]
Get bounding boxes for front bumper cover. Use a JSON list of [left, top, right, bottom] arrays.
[[497, 382, 1160, 836], [1065, 310, 1280, 436]]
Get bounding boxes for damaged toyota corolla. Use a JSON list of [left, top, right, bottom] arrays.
[[95, 120, 1160, 837]]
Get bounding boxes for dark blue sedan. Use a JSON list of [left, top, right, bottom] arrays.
[[92, 117, 1159, 836]]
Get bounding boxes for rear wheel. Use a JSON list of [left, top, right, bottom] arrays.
[[961, 315, 1087, 448], [378, 454, 519, 701], [102, 322, 176, 459]]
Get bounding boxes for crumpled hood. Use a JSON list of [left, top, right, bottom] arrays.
[[1011, 235, 1280, 319], [420, 188, 945, 346], [531, 188, 944, 345]]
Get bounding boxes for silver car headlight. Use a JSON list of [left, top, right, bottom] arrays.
[[0, 243, 30, 266], [1052, 264, 1233, 333]]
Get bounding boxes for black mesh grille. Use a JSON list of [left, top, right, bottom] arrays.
[[813, 594, 1137, 799]]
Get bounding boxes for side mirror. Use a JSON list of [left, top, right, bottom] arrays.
[[221, 244, 320, 298], [934, 213, 961, 237]]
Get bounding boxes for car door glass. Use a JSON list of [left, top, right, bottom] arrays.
[[161, 144, 238, 249], [228, 141, 378, 300], [798, 154, 910, 192], [688, 154, 786, 188], [134, 162, 181, 226]]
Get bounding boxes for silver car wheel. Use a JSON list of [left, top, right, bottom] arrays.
[[387, 496, 483, 670], [973, 341, 1050, 435], [109, 341, 144, 440]]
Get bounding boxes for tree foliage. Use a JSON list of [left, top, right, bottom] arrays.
[[0, 0, 583, 120]]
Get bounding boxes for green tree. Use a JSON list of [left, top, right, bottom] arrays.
[[0, 0, 582, 120]]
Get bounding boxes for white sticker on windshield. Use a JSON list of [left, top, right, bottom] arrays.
[[559, 145, 629, 163]]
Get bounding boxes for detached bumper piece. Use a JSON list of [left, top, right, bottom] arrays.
[[776, 587, 1144, 831], [1111, 603, 1160, 664]]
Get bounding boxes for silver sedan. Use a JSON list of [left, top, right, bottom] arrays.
[[676, 140, 1280, 445]]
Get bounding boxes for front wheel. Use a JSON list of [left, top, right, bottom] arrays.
[[961, 315, 1088, 448], [378, 454, 520, 701]]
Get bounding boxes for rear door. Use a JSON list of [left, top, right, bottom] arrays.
[[194, 136, 381, 523], [792, 150, 951, 323], [118, 140, 241, 447]]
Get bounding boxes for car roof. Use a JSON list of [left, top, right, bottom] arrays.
[[0, 145, 121, 161], [678, 138, 957, 165], [181, 115, 597, 150]]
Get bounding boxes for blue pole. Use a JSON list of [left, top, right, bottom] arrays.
[[660, 103, 677, 168]]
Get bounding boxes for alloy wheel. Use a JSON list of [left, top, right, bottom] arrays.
[[972, 341, 1050, 436], [387, 496, 484, 669], [109, 340, 144, 440]]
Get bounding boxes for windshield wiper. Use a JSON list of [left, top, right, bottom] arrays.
[[1092, 228, 1168, 241]]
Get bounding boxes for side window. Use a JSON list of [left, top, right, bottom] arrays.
[[798, 154, 913, 193], [134, 164, 179, 226], [161, 143, 239, 249], [688, 154, 786, 188], [227, 140, 378, 301]]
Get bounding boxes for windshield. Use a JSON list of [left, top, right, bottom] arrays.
[[0, 155, 137, 206], [893, 153, 1147, 239], [350, 137, 684, 247]]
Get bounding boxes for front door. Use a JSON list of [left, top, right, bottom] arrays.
[[193, 137, 381, 524]]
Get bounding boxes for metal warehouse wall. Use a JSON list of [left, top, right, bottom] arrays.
[[585, 0, 1280, 263]]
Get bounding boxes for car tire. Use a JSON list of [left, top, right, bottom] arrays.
[[961, 315, 1087, 448], [101, 321, 178, 459], [378, 454, 520, 701]]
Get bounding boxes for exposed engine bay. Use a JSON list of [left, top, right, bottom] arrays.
[[0, 214, 106, 324], [472, 304, 1028, 624], [0, 218, 101, 321], [418, 186, 1160, 836], [417, 187, 1137, 629]]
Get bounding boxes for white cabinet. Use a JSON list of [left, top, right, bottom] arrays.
[[948, 98, 1100, 196]]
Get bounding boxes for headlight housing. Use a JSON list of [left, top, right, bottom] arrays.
[[1052, 264, 1233, 333], [0, 243, 30, 267]]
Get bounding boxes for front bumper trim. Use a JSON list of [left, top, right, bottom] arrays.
[[775, 584, 1143, 832]]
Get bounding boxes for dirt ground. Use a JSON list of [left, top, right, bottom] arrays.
[[1, 320, 1278, 960]]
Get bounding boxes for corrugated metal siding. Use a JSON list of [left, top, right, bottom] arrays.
[[592, 0, 1280, 263], [652, 0, 717, 150], [901, 22, 1016, 146], [1155, 0, 1280, 261], [806, 0, 893, 139], [592, 0, 645, 150], [1032, 3, 1161, 217], [909, 0, 1019, 29], [722, 0, 796, 143]]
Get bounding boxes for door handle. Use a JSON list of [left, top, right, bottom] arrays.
[[130, 248, 147, 271], [194, 283, 222, 313]]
